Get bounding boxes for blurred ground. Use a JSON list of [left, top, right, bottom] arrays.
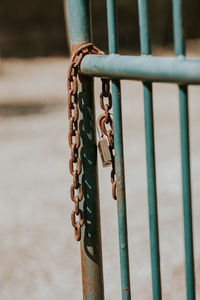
[[0, 46, 200, 299]]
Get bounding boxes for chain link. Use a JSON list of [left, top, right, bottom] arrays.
[[67, 43, 103, 241], [97, 78, 117, 200]]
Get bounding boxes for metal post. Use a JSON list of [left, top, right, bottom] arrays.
[[137, 1, 162, 299], [66, 1, 104, 299], [172, 1, 195, 299], [106, 1, 131, 299]]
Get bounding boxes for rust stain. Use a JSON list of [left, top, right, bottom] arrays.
[[125, 287, 129, 293], [81, 243, 103, 298], [115, 155, 126, 206], [81, 244, 89, 296], [71, 42, 88, 54]]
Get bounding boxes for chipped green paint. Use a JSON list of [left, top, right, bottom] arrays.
[[66, 0, 104, 299]]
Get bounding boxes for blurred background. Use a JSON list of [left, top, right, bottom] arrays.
[[1, 0, 200, 57], [0, 0, 200, 299]]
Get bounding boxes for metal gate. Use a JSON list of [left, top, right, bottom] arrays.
[[66, 0, 197, 299]]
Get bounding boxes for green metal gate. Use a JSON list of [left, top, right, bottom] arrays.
[[66, 0, 197, 299]]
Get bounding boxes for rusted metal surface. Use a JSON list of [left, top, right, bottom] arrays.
[[66, 0, 105, 298], [67, 43, 103, 241], [78, 74, 104, 299], [97, 78, 117, 200]]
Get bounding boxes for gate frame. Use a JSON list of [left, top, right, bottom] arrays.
[[66, 0, 196, 299]]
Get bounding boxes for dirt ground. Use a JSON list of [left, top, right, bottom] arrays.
[[0, 48, 200, 299]]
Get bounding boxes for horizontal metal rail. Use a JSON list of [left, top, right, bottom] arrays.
[[80, 54, 200, 84]]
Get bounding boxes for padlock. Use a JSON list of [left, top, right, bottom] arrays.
[[98, 138, 112, 167]]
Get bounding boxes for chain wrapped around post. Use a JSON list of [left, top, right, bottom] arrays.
[[67, 43, 103, 241], [97, 79, 117, 200]]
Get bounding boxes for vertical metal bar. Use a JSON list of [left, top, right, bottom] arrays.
[[66, 1, 104, 299], [137, 0, 151, 55], [172, 1, 195, 299], [172, 0, 185, 57], [137, 1, 162, 299], [143, 83, 162, 300], [106, 0, 131, 299], [106, 0, 118, 54]]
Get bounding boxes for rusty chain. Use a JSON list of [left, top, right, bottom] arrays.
[[97, 79, 117, 200], [67, 43, 103, 241]]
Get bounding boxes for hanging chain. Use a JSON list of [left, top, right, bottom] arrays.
[[67, 43, 103, 241], [97, 79, 117, 200]]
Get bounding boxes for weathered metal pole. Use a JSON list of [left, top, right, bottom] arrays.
[[66, 0, 104, 299], [106, 1, 131, 299], [138, 1, 162, 299], [172, 1, 195, 299]]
